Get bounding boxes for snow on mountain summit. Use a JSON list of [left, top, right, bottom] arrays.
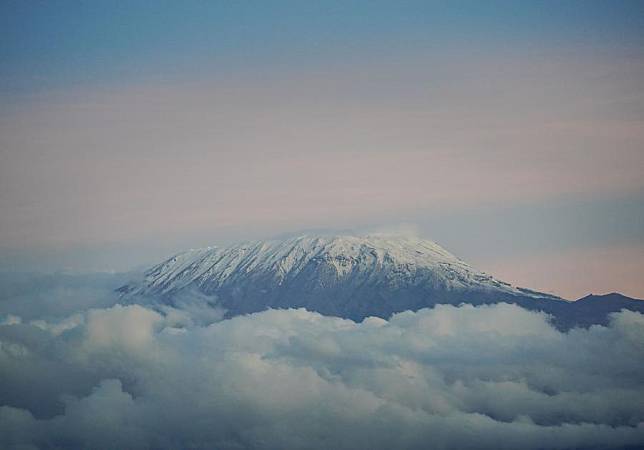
[[120, 234, 560, 320], [136, 235, 512, 292]]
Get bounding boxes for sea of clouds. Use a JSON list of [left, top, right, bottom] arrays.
[[1, 274, 643, 450]]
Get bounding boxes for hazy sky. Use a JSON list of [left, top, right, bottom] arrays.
[[1, 1, 643, 299]]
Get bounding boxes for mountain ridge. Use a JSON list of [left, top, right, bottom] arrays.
[[121, 234, 561, 297], [119, 234, 586, 323]]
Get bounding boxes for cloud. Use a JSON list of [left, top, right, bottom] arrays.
[[1, 296, 643, 449], [84, 305, 162, 351], [0, 272, 125, 320]]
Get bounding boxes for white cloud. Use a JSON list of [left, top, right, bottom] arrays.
[[1, 300, 643, 449], [84, 305, 162, 351]]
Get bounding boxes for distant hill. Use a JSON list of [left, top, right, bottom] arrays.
[[548, 293, 644, 329]]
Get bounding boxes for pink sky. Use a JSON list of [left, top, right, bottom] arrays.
[[1, 50, 643, 298]]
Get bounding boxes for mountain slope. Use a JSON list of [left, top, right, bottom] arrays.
[[119, 234, 564, 321], [554, 293, 644, 329]]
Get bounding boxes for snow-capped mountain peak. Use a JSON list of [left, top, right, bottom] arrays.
[[120, 234, 560, 320]]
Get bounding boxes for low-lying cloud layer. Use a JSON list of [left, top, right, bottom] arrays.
[[1, 278, 643, 449]]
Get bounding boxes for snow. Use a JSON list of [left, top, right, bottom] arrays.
[[124, 234, 551, 300]]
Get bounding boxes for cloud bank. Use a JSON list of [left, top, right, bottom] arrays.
[[1, 281, 643, 449]]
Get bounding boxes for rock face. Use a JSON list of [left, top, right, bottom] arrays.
[[119, 234, 564, 321]]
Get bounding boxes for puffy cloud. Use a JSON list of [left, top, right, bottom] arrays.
[[84, 305, 162, 351], [1, 298, 643, 449]]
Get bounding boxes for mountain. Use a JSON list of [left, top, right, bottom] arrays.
[[554, 293, 644, 329], [118, 234, 574, 318], [119, 234, 643, 328]]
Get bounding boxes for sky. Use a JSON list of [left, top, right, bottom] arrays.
[[1, 0, 644, 299]]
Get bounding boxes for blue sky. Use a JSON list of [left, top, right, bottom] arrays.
[[1, 1, 643, 298], [2, 1, 643, 93]]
